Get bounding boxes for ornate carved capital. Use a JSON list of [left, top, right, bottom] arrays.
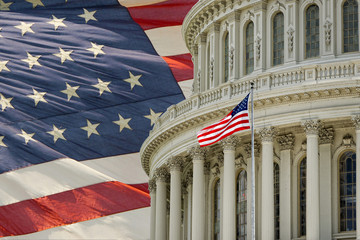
[[277, 133, 295, 150], [154, 166, 169, 183], [217, 152, 224, 167], [148, 178, 156, 193], [221, 135, 239, 151], [258, 126, 276, 142], [319, 127, 334, 144], [243, 141, 260, 158], [302, 120, 321, 135], [211, 163, 220, 177], [167, 156, 184, 172], [188, 146, 206, 161], [352, 115, 360, 130]]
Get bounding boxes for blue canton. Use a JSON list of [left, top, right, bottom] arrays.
[[231, 93, 250, 117]]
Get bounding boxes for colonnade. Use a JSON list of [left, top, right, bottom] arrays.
[[148, 117, 360, 240]]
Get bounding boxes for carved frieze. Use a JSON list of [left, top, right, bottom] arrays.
[[277, 133, 295, 150], [319, 127, 334, 144], [221, 135, 239, 150], [258, 126, 276, 142]]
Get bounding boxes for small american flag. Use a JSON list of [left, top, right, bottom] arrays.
[[197, 93, 251, 147]]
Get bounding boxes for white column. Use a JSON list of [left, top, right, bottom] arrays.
[[277, 133, 294, 240], [155, 167, 169, 240], [302, 120, 321, 240], [149, 179, 157, 240], [189, 146, 206, 240], [221, 136, 238, 240], [352, 116, 360, 239], [258, 127, 276, 240], [198, 34, 207, 92], [211, 23, 220, 87], [168, 157, 183, 240]]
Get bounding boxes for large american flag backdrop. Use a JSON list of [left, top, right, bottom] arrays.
[[0, 0, 196, 239]]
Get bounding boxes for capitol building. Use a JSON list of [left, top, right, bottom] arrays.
[[140, 0, 360, 239]]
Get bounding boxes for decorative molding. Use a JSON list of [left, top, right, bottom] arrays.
[[221, 135, 239, 150], [255, 34, 261, 60], [188, 146, 206, 161], [243, 141, 260, 158], [301, 140, 307, 151], [211, 163, 220, 177], [302, 120, 321, 135], [217, 152, 224, 167], [342, 134, 354, 147], [154, 166, 170, 183], [319, 127, 334, 144], [277, 133, 295, 150], [167, 156, 184, 171], [258, 126, 276, 142], [244, 10, 254, 22], [235, 154, 246, 168], [185, 170, 193, 186], [324, 19, 332, 46], [351, 115, 360, 130], [209, 57, 214, 83], [271, 0, 285, 11], [229, 46, 235, 70], [287, 25, 295, 52], [204, 161, 211, 175], [148, 178, 156, 193]]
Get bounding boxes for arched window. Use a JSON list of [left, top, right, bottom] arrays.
[[274, 162, 280, 240], [245, 22, 254, 75], [237, 169, 247, 240], [305, 5, 320, 58], [299, 157, 306, 236], [224, 32, 229, 82], [273, 12, 284, 66], [343, 0, 359, 53], [339, 151, 356, 232], [213, 179, 221, 240]]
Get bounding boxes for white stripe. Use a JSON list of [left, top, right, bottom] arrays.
[[0, 158, 113, 206], [145, 26, 189, 56], [3, 207, 151, 240], [82, 152, 149, 184], [199, 123, 250, 146], [177, 79, 193, 99], [118, 0, 167, 7]]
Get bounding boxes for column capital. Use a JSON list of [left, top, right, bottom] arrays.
[[243, 141, 260, 158], [221, 135, 239, 151], [155, 167, 170, 183], [258, 126, 277, 142], [277, 133, 295, 150], [148, 178, 157, 193], [302, 120, 321, 135], [319, 127, 334, 144], [167, 156, 184, 172], [188, 146, 206, 161], [352, 115, 360, 130]]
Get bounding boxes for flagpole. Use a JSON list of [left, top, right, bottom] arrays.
[[250, 82, 255, 240]]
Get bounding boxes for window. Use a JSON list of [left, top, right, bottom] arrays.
[[299, 157, 306, 236], [343, 0, 359, 53], [339, 151, 356, 232], [214, 179, 221, 240], [273, 12, 284, 66], [237, 170, 247, 240], [224, 32, 229, 82], [305, 5, 320, 58], [245, 22, 254, 75], [274, 163, 280, 240]]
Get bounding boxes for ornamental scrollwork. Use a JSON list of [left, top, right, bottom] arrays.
[[154, 166, 170, 182], [351, 115, 360, 130], [302, 120, 321, 135], [277, 133, 295, 150], [287, 26, 295, 52], [148, 178, 156, 193], [324, 20, 332, 46], [258, 126, 276, 142], [319, 127, 334, 144]]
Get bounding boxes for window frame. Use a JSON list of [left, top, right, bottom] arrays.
[[272, 12, 285, 66], [236, 169, 247, 240], [342, 0, 359, 53], [245, 21, 254, 75]]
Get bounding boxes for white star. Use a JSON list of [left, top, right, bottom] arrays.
[[27, 88, 47, 106], [17, 129, 37, 145], [53, 47, 74, 64], [15, 22, 35, 36], [61, 83, 79, 101], [113, 114, 132, 132], [22, 52, 41, 69], [25, 0, 44, 8], [92, 78, 111, 96], [144, 108, 162, 126], [47, 15, 66, 30], [0, 27, 3, 37], [81, 119, 100, 138], [0, 60, 10, 72], [47, 125, 66, 143], [78, 8, 97, 23], [86, 42, 105, 58], [0, 93, 13, 111], [0, 0, 12, 11], [123, 71, 143, 90], [0, 136, 6, 147]]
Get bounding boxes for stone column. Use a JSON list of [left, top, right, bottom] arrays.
[[155, 167, 169, 240], [168, 157, 183, 240], [189, 146, 206, 240], [352, 115, 360, 239], [220, 136, 239, 240], [198, 34, 207, 92], [258, 127, 276, 240], [302, 120, 321, 240], [319, 127, 334, 240], [149, 178, 157, 240], [185, 171, 193, 240], [277, 133, 295, 240]]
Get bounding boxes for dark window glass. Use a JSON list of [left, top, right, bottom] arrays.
[[339, 151, 356, 232], [343, 0, 359, 52], [245, 22, 254, 75], [214, 179, 221, 240], [237, 170, 247, 240], [274, 163, 280, 239], [299, 157, 306, 236], [273, 13, 284, 66], [224, 32, 229, 82], [305, 5, 320, 58]]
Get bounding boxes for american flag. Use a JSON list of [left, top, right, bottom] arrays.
[[0, 0, 196, 239], [197, 94, 251, 147]]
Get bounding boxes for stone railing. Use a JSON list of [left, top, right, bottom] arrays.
[[151, 60, 360, 132]]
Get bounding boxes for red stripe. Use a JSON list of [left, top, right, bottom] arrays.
[[199, 126, 251, 147], [127, 0, 198, 31], [130, 182, 150, 194], [162, 54, 193, 82], [0, 181, 150, 237]]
